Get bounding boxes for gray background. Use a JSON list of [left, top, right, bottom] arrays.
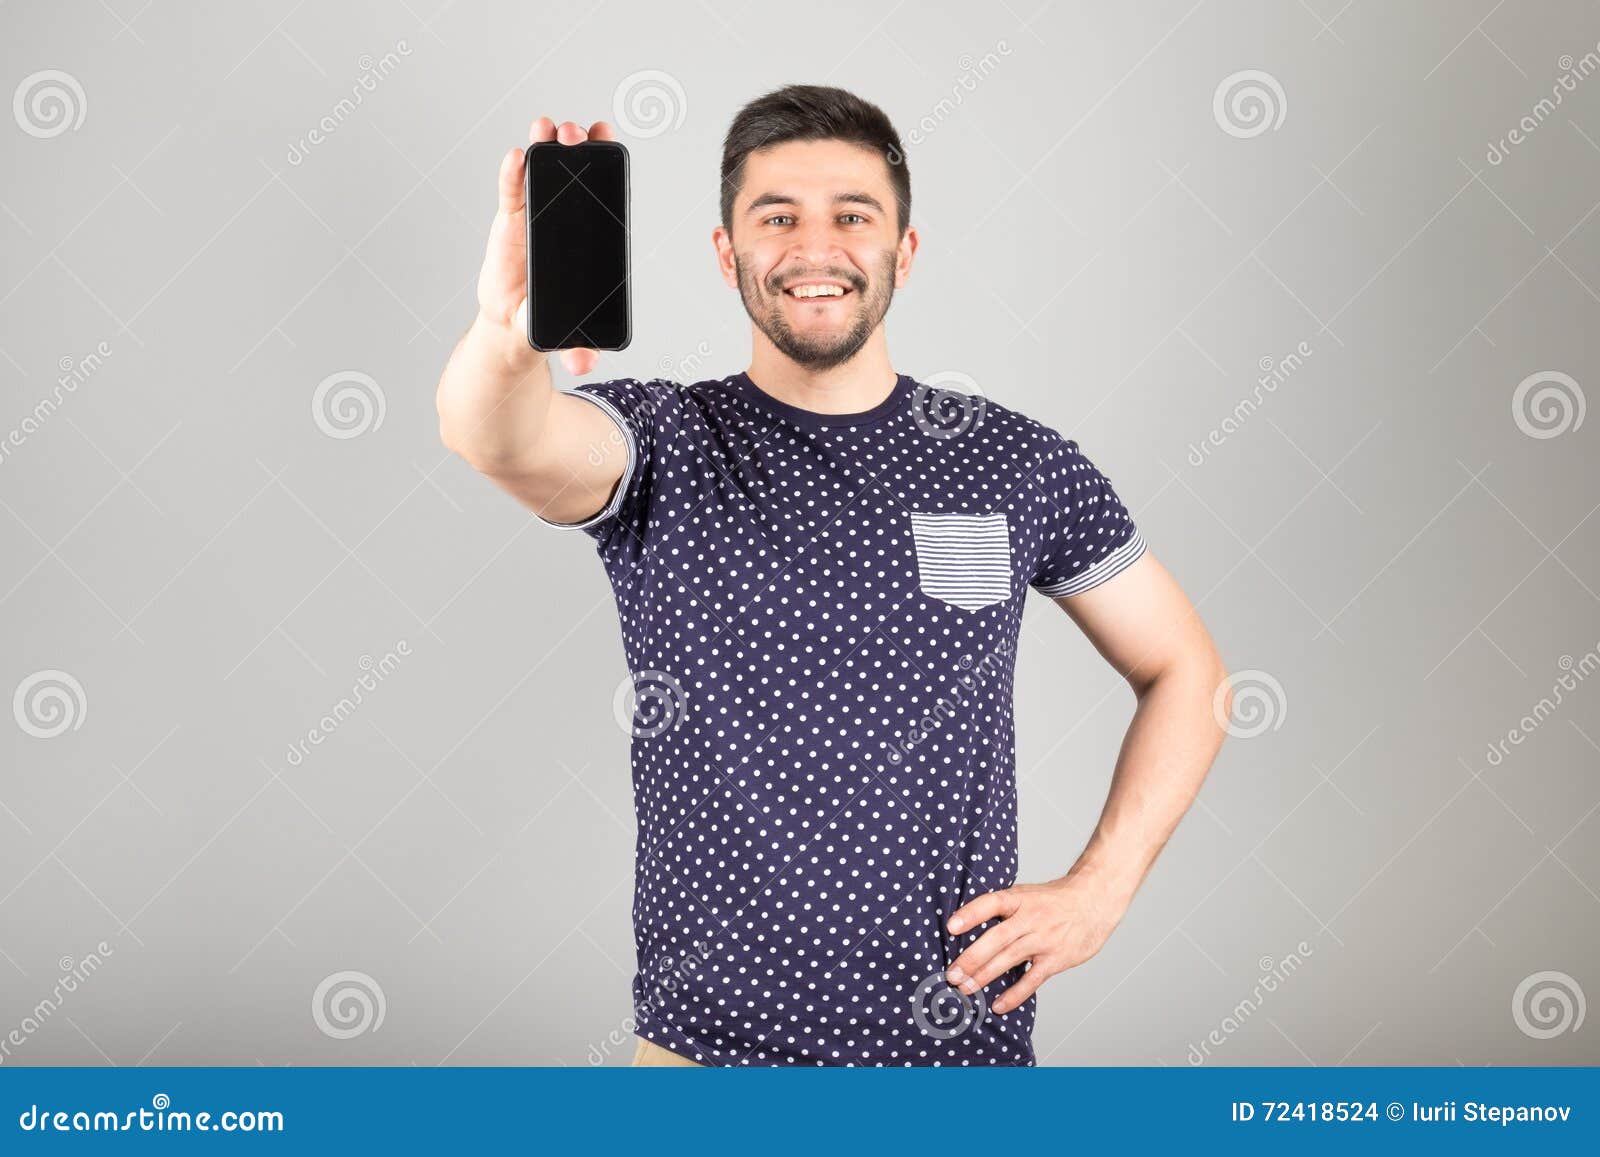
[[1, 0, 1596, 1067]]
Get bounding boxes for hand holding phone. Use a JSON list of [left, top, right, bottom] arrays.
[[479, 117, 622, 376]]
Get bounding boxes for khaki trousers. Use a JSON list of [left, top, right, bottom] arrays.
[[630, 1035, 704, 1067]]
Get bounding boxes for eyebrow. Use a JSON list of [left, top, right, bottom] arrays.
[[745, 190, 887, 217]]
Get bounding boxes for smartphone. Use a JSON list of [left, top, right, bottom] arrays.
[[524, 139, 631, 352]]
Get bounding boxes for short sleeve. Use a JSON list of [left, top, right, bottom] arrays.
[[1028, 437, 1147, 598], [535, 377, 679, 543]]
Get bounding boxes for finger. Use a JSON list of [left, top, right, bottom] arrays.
[[555, 120, 589, 145], [947, 889, 1021, 936], [496, 146, 526, 216], [587, 121, 616, 141], [992, 961, 1050, 1015], [948, 917, 1030, 993], [966, 932, 1042, 993], [528, 115, 556, 144], [560, 347, 599, 376]]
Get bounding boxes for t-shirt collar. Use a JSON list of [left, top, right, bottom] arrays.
[[732, 370, 913, 431]]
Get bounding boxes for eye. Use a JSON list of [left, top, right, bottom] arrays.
[[840, 213, 868, 224], [765, 214, 794, 226]]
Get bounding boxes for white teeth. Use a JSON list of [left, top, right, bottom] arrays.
[[788, 284, 846, 298]]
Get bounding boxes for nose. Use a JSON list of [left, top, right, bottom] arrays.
[[786, 218, 846, 268]]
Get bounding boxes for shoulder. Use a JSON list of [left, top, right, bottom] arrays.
[[573, 375, 737, 420], [930, 388, 1075, 465]]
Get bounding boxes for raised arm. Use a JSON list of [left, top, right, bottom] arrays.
[[436, 116, 627, 524]]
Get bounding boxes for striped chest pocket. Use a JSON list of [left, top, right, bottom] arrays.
[[908, 512, 1013, 611]]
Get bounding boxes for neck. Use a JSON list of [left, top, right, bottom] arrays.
[[745, 333, 897, 415]]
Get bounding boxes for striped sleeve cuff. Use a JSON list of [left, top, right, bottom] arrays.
[[1032, 529, 1147, 598], [534, 387, 637, 531]]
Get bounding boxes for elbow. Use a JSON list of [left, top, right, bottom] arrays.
[[1204, 636, 1232, 739], [437, 414, 465, 460], [1213, 659, 1234, 739], [435, 383, 461, 457], [1137, 642, 1233, 741]]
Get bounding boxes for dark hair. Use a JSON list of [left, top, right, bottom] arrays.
[[720, 84, 910, 237]]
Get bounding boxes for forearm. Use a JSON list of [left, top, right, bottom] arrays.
[[436, 313, 555, 470], [1063, 654, 1229, 907]]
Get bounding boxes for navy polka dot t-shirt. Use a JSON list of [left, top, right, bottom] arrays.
[[538, 371, 1146, 1066]]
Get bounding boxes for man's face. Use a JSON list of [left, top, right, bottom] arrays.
[[720, 139, 911, 372]]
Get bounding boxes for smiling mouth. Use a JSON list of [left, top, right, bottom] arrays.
[[783, 285, 853, 302]]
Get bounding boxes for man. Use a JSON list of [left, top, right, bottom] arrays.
[[436, 85, 1230, 1067]]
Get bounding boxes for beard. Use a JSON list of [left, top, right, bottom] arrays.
[[735, 249, 897, 372]]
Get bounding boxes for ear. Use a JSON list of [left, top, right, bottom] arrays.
[[712, 225, 739, 290], [894, 224, 920, 288]]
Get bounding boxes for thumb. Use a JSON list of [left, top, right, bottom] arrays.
[[561, 347, 599, 377], [513, 296, 528, 335]]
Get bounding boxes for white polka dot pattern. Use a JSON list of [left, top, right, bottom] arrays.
[[537, 371, 1145, 1065]]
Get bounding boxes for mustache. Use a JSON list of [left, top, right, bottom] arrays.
[[766, 269, 867, 294]]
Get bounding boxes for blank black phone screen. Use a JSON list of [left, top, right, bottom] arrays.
[[525, 141, 630, 352]]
